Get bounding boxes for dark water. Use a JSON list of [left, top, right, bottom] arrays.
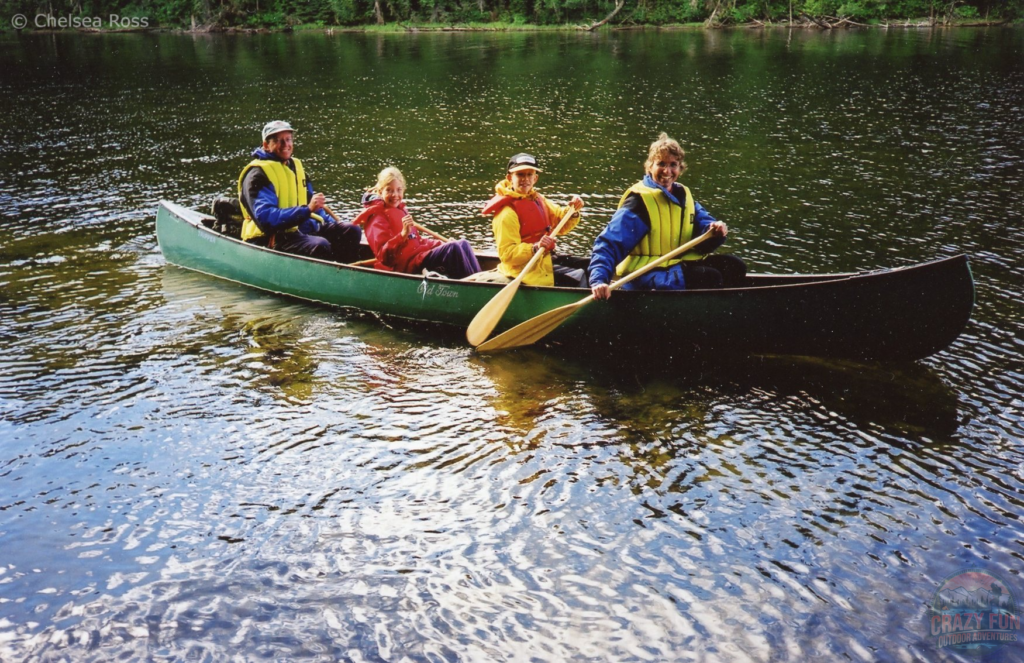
[[1, 27, 1023, 661]]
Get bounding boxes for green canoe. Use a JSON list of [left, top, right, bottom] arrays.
[[155, 200, 974, 362]]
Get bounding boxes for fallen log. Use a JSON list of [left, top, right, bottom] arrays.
[[835, 16, 869, 27], [800, 12, 832, 29], [581, 0, 625, 31]]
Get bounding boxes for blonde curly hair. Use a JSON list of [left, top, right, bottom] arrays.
[[644, 133, 687, 175]]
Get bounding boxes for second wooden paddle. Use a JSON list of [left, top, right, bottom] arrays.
[[475, 229, 714, 353], [465, 206, 579, 347]]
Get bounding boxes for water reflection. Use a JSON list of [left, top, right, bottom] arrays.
[[476, 344, 962, 431]]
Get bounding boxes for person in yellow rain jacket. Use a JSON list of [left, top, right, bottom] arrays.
[[481, 153, 588, 287]]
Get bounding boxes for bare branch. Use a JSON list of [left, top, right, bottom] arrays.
[[581, 0, 625, 31]]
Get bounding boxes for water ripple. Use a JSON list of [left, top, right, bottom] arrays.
[[2, 28, 1023, 663]]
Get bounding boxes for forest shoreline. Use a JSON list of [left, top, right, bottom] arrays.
[[9, 17, 1018, 35]]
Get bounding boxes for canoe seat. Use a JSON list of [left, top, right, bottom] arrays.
[[462, 269, 511, 284]]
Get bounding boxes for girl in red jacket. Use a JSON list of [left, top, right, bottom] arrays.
[[354, 167, 481, 279]]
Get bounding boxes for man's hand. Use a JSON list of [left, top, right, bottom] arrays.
[[308, 192, 326, 214], [569, 195, 584, 212], [592, 283, 611, 300], [709, 221, 728, 238]]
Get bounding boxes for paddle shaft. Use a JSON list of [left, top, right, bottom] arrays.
[[465, 205, 581, 346], [322, 204, 341, 223], [475, 229, 715, 353], [410, 223, 450, 243], [606, 229, 714, 292], [323, 205, 451, 242], [512, 207, 578, 284], [563, 228, 715, 306], [562, 228, 715, 304]]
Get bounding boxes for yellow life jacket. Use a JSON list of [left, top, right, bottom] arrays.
[[237, 157, 323, 242], [615, 181, 699, 277]]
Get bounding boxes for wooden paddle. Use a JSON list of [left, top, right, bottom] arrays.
[[323, 205, 451, 243], [323, 204, 342, 223], [409, 223, 450, 243], [475, 229, 715, 353], [466, 206, 580, 347]]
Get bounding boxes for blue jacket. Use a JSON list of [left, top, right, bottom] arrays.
[[588, 174, 725, 290], [239, 148, 322, 235]]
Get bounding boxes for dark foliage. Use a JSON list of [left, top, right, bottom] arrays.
[[2, 0, 1020, 28]]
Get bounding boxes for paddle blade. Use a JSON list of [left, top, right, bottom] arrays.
[[475, 300, 583, 353], [466, 280, 522, 346]]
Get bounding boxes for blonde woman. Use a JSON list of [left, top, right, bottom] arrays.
[[589, 133, 745, 300], [353, 167, 480, 278]]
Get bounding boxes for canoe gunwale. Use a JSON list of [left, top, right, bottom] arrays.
[[156, 200, 975, 362], [157, 200, 948, 295]]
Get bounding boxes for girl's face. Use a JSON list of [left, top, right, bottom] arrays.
[[381, 181, 405, 207], [648, 154, 681, 189], [509, 169, 538, 196]]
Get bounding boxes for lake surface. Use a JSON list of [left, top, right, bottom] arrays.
[[1, 27, 1023, 661]]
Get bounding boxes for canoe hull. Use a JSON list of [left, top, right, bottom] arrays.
[[155, 201, 974, 362]]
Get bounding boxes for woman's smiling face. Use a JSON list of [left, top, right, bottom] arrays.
[[648, 153, 681, 189]]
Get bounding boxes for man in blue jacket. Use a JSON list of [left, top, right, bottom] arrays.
[[238, 121, 361, 262]]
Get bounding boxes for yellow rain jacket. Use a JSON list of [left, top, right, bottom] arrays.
[[483, 179, 580, 287]]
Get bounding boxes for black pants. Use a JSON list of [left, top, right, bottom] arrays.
[[552, 254, 589, 288], [681, 254, 747, 289]]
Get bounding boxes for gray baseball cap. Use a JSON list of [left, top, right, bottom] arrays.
[[261, 120, 294, 142]]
